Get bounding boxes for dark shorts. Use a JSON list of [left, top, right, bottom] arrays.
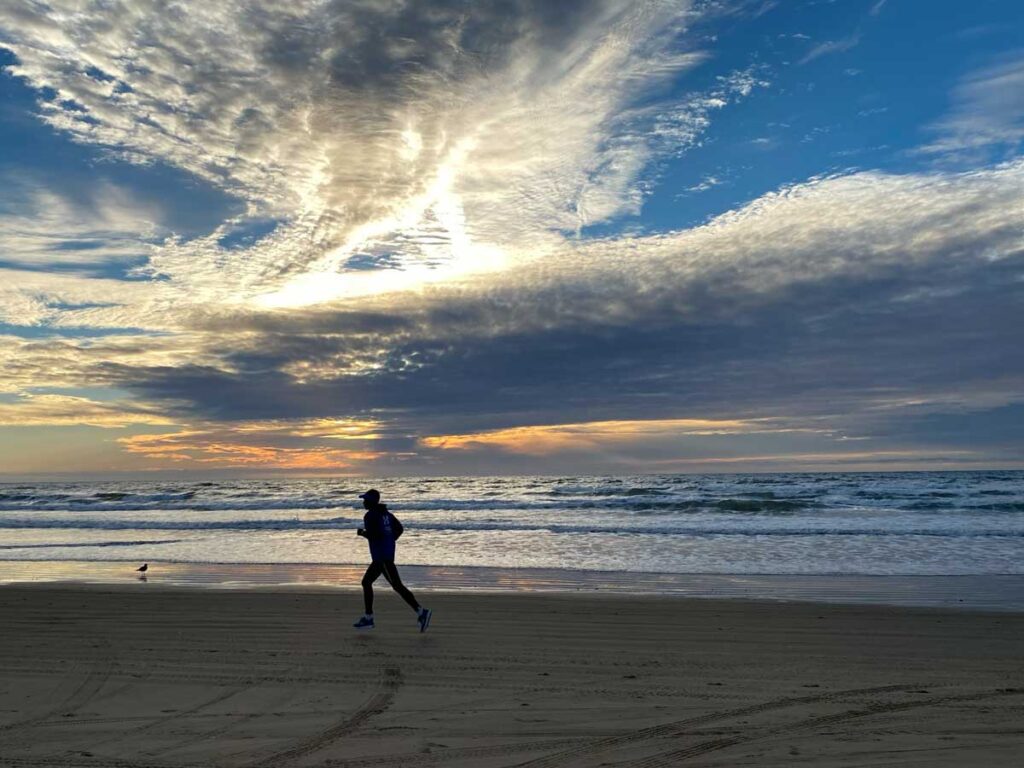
[[369, 543, 396, 562]]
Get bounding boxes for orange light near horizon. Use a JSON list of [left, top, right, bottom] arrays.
[[118, 426, 386, 470], [420, 417, 772, 455]]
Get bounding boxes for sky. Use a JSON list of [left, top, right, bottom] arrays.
[[0, 0, 1022, 477]]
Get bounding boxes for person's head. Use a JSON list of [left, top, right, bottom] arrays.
[[359, 488, 380, 509]]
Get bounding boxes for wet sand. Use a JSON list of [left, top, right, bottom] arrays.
[[0, 586, 1021, 767], [4, 561, 1023, 611]]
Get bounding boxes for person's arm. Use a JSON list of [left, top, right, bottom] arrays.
[[360, 510, 383, 541]]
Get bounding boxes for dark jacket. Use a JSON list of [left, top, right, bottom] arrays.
[[361, 503, 403, 560]]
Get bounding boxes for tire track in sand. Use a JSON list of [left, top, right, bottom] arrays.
[[321, 737, 592, 767], [628, 686, 1024, 767], [143, 662, 311, 760], [85, 678, 260, 752], [0, 642, 115, 746], [249, 665, 404, 767], [510, 683, 919, 768]]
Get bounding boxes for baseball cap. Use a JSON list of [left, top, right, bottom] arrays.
[[359, 489, 381, 503]]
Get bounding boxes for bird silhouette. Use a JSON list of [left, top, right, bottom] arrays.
[[136, 563, 148, 572]]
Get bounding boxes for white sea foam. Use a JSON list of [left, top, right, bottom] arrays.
[[0, 472, 1021, 575]]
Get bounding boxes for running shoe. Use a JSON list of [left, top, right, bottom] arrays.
[[353, 616, 375, 629], [418, 608, 432, 633]]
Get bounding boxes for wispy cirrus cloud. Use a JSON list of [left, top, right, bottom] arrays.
[[0, 393, 172, 428], [0, 178, 162, 273], [0, 179, 169, 329], [0, 332, 221, 395], [798, 32, 861, 65], [921, 52, 1024, 158], [0, 1, 765, 363], [0, 0, 775, 345], [0, 0, 728, 304]]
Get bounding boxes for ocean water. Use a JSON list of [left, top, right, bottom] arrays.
[[0, 471, 1021, 576]]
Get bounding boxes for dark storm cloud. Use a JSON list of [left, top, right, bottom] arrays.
[[870, 403, 1024, 452], [120, 248, 1024, 432]]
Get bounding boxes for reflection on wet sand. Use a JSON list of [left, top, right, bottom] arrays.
[[0, 560, 1022, 611]]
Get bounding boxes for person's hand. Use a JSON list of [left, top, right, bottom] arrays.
[[357, 527, 366, 538]]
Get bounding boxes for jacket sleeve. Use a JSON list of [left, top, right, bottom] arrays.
[[391, 514, 404, 540], [363, 510, 384, 542]]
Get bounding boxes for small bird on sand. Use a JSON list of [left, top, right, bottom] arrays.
[[136, 563, 148, 573]]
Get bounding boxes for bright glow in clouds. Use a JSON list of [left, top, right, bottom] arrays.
[[118, 418, 387, 471], [120, 431, 383, 470], [0, 1, 714, 312], [421, 418, 807, 455]]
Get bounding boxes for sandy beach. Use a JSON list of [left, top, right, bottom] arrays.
[[0, 586, 1021, 767]]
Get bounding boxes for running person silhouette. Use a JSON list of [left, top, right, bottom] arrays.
[[353, 489, 431, 632]]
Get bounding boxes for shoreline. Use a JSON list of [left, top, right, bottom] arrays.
[[2, 559, 1023, 611]]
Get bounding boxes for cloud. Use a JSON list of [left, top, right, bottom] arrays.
[[104, 161, 1024, 444], [920, 53, 1024, 157], [0, 394, 172, 427], [6, 150, 1022, 471], [682, 174, 723, 193], [798, 32, 861, 65], [0, 179, 174, 330], [421, 417, 815, 455], [117, 419, 387, 470], [0, 182, 154, 320], [0, 332, 220, 394], [0, 0, 774, 353], [0, 0, 730, 305]]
